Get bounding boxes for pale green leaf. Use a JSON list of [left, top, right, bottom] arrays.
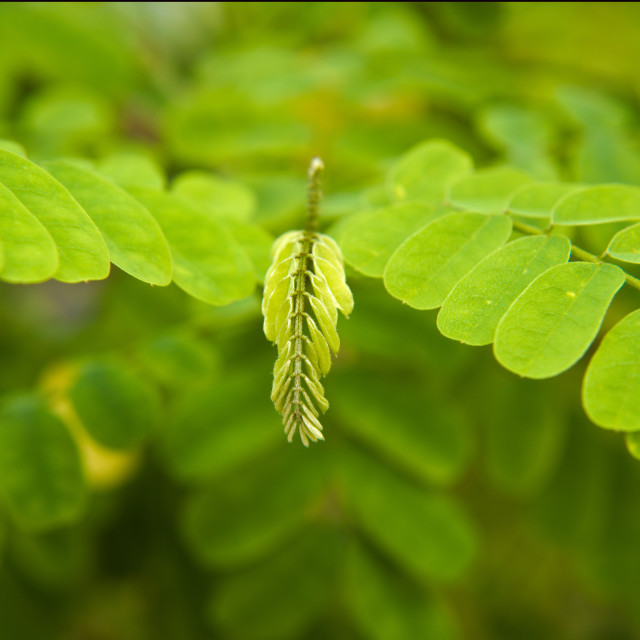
[[583, 309, 640, 432], [0, 149, 109, 282], [387, 139, 473, 203], [98, 152, 165, 190], [494, 262, 626, 378], [344, 543, 458, 640], [339, 446, 477, 584], [626, 433, 640, 460], [384, 212, 513, 309], [223, 219, 274, 283], [69, 358, 160, 450], [340, 202, 448, 277], [0, 140, 26, 157], [507, 183, 582, 219], [44, 160, 173, 285], [553, 185, 640, 225], [607, 222, 640, 263], [0, 395, 87, 530], [448, 167, 533, 213], [171, 170, 256, 221], [132, 188, 255, 306], [0, 184, 58, 282], [437, 235, 571, 345]]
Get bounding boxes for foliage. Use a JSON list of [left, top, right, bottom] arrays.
[[1, 3, 640, 639]]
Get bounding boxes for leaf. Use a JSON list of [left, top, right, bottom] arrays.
[[330, 371, 472, 486], [339, 202, 448, 277], [131, 188, 255, 305], [223, 219, 274, 283], [606, 222, 640, 264], [208, 525, 344, 640], [98, 152, 165, 190], [507, 183, 582, 219], [44, 160, 173, 285], [182, 448, 328, 568], [494, 262, 626, 378], [384, 212, 513, 309], [0, 395, 87, 530], [0, 184, 58, 283], [68, 358, 160, 450], [626, 432, 640, 460], [387, 139, 473, 203], [437, 235, 571, 345], [553, 185, 640, 225], [0, 140, 26, 157], [447, 167, 533, 214], [0, 149, 109, 282], [582, 309, 640, 432], [338, 446, 477, 584], [343, 543, 458, 640]]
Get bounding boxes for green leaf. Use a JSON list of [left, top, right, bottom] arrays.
[[208, 525, 344, 640], [0, 140, 26, 157], [182, 448, 328, 568], [606, 222, 640, 263], [171, 170, 257, 221], [343, 543, 458, 640], [0, 149, 109, 282], [626, 432, 640, 460], [448, 167, 533, 214], [0, 395, 87, 530], [338, 446, 477, 584], [494, 262, 626, 378], [384, 212, 513, 309], [98, 152, 165, 190], [131, 188, 255, 305], [330, 371, 471, 486], [224, 219, 274, 283], [553, 185, 640, 225], [437, 235, 571, 345], [68, 358, 160, 450], [387, 139, 473, 203], [44, 160, 173, 285], [583, 309, 640, 432], [507, 183, 582, 219], [340, 203, 448, 277], [0, 184, 59, 283]]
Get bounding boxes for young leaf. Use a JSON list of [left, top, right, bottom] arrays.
[[606, 222, 640, 264], [387, 138, 473, 203], [553, 185, 640, 225], [437, 235, 571, 345], [494, 262, 626, 378], [583, 309, 640, 432], [447, 167, 532, 213], [507, 182, 582, 219], [0, 395, 87, 530], [384, 212, 513, 309], [44, 159, 173, 285], [0, 149, 109, 282]]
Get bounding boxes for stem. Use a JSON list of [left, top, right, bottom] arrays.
[[511, 219, 640, 293], [306, 157, 324, 233]]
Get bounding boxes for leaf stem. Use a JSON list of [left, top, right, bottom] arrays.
[[511, 218, 640, 293], [306, 157, 324, 233]]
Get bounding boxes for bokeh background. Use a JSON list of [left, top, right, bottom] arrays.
[[1, 3, 640, 639]]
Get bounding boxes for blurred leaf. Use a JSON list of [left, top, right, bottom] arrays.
[[448, 167, 533, 214], [0, 395, 87, 530], [384, 212, 512, 309], [44, 160, 173, 286], [0, 149, 110, 282], [553, 185, 640, 225], [208, 525, 344, 640], [131, 188, 255, 305], [437, 235, 571, 345], [340, 203, 448, 277], [0, 140, 26, 156], [69, 358, 160, 450], [223, 219, 274, 283], [182, 447, 328, 568], [494, 262, 625, 378], [626, 432, 640, 461], [507, 183, 582, 219], [99, 153, 166, 191], [343, 543, 458, 640], [606, 222, 640, 263], [331, 370, 471, 486], [387, 139, 473, 203], [338, 446, 477, 584], [583, 309, 640, 432]]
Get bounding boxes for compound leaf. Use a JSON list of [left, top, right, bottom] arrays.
[[553, 185, 640, 225], [507, 182, 582, 219]]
